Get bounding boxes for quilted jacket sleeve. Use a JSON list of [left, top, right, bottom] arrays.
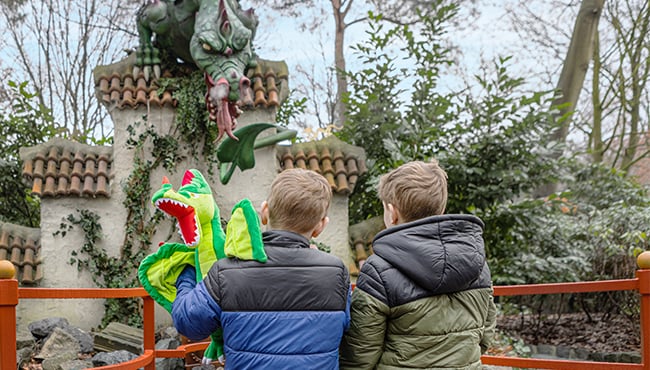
[[171, 266, 223, 341], [339, 287, 389, 370], [480, 289, 497, 353]]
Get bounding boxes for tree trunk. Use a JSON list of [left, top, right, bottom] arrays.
[[550, 0, 605, 145], [332, 0, 349, 129], [534, 0, 604, 197], [590, 29, 603, 163], [619, 0, 649, 172]]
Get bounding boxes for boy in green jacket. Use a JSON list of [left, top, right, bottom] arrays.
[[340, 160, 496, 370]]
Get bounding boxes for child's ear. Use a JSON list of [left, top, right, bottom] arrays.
[[387, 203, 400, 226], [260, 201, 269, 225], [311, 216, 329, 238]]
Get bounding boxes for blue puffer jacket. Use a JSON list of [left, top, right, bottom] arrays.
[[172, 230, 351, 370]]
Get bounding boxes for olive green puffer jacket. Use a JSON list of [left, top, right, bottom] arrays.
[[339, 215, 497, 370]]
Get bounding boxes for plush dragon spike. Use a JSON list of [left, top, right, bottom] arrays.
[[138, 169, 266, 364]]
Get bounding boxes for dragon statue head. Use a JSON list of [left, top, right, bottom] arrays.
[[190, 0, 259, 142]]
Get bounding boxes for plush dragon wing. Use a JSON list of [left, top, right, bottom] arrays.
[[225, 198, 267, 262]]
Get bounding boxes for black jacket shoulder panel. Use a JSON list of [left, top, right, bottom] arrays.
[[358, 214, 493, 307]]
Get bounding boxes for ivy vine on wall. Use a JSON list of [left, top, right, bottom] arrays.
[[57, 71, 218, 328]]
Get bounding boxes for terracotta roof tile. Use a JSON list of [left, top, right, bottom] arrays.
[[0, 222, 42, 286], [348, 216, 385, 275], [19, 138, 113, 198], [93, 54, 289, 111], [277, 136, 367, 195]]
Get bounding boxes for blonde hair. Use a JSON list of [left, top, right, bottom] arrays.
[[378, 160, 448, 222], [267, 168, 332, 234]]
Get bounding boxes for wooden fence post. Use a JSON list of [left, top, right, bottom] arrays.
[[637, 265, 650, 370], [142, 295, 156, 370], [0, 263, 18, 370]]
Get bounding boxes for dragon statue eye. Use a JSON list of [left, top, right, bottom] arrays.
[[202, 43, 212, 52]]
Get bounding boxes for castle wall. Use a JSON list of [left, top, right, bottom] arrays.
[[20, 97, 356, 331]]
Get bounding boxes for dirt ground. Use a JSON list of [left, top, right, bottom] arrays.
[[495, 312, 641, 354]]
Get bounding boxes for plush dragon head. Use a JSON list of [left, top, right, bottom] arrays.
[[152, 169, 224, 250]]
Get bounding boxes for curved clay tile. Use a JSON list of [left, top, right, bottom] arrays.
[[253, 76, 267, 107], [265, 68, 279, 107], [21, 159, 33, 180], [31, 178, 43, 197], [33, 155, 45, 179], [82, 175, 95, 196], [0, 230, 9, 250], [43, 177, 56, 197], [307, 149, 320, 173], [110, 74, 121, 102], [120, 75, 136, 108], [20, 138, 112, 198], [277, 136, 367, 194], [10, 237, 22, 265], [160, 90, 175, 107], [21, 264, 34, 284]]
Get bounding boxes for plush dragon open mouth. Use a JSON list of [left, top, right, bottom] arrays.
[[152, 171, 216, 250], [154, 179, 202, 247]]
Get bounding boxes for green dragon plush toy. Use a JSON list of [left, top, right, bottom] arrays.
[[138, 169, 266, 365]]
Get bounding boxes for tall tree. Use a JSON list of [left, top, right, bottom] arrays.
[[247, 0, 470, 130], [550, 0, 605, 147], [0, 81, 58, 227], [0, 0, 139, 144], [504, 0, 650, 178]]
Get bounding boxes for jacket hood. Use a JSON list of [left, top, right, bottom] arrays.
[[371, 214, 486, 294]]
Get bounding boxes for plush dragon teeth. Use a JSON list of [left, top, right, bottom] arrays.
[[155, 198, 190, 210], [187, 214, 200, 247]]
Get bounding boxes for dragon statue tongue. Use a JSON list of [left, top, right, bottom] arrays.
[[205, 73, 243, 142]]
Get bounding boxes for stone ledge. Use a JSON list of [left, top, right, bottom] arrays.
[[529, 343, 641, 364]]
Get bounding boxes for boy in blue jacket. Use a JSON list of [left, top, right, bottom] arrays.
[[172, 168, 351, 369]]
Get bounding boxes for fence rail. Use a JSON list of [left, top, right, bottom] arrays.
[[1, 266, 649, 369]]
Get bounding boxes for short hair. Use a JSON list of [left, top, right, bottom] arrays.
[[267, 168, 332, 234], [378, 160, 448, 222]]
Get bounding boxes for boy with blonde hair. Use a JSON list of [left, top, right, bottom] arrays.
[[173, 168, 350, 369], [340, 160, 496, 370]]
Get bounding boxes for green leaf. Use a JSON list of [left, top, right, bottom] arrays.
[[217, 123, 277, 184]]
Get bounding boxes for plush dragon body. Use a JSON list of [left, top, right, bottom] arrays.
[[135, 0, 258, 141], [138, 169, 266, 364]]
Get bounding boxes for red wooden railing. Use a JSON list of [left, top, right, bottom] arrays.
[[1, 263, 649, 369], [481, 267, 650, 369]]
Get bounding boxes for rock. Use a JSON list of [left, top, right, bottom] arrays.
[[93, 322, 143, 354], [59, 359, 95, 370], [63, 326, 94, 353], [159, 326, 179, 339], [16, 326, 36, 350], [41, 351, 79, 370], [91, 350, 138, 367], [28, 317, 70, 339], [156, 337, 183, 370], [16, 347, 34, 369], [35, 327, 80, 360]]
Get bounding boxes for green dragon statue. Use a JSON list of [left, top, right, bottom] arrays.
[[138, 169, 266, 364], [135, 0, 258, 141]]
